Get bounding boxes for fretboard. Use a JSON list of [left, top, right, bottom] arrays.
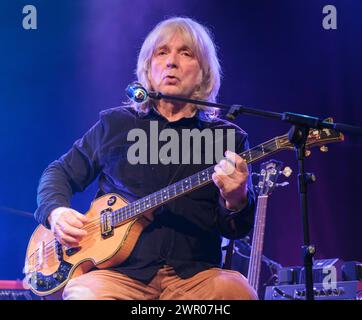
[[111, 134, 287, 227]]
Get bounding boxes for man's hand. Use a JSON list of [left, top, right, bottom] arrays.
[[212, 150, 249, 211], [48, 207, 88, 248]]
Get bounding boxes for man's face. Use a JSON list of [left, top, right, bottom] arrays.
[[149, 33, 203, 98]]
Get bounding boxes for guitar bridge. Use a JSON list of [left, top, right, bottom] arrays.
[[100, 209, 114, 239]]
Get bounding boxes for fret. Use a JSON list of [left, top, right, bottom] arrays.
[[111, 212, 116, 226], [119, 209, 124, 222], [197, 172, 201, 185], [264, 139, 275, 154], [127, 205, 132, 219], [121, 208, 126, 221], [153, 191, 159, 205], [167, 186, 173, 198], [275, 137, 279, 149], [125, 207, 128, 220], [192, 175, 198, 187], [126, 206, 131, 220], [173, 183, 178, 195]]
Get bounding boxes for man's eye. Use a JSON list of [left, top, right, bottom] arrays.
[[181, 51, 192, 57], [157, 51, 167, 56]]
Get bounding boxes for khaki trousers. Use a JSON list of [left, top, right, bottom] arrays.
[[62, 265, 258, 300]]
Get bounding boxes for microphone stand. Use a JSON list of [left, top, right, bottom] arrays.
[[149, 91, 362, 300]]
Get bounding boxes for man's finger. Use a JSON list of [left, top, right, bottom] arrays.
[[56, 228, 79, 247], [225, 150, 247, 173], [63, 224, 87, 238], [212, 172, 224, 191]]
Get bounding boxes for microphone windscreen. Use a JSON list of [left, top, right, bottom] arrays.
[[125, 82, 148, 103]]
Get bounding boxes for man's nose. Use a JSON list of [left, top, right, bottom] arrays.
[[166, 52, 178, 68]]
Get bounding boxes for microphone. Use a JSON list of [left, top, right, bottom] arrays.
[[125, 82, 149, 103]]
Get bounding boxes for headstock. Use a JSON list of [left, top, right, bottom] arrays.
[[277, 118, 344, 152], [255, 160, 285, 196]]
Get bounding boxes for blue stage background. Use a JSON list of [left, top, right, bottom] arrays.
[[0, 0, 361, 281]]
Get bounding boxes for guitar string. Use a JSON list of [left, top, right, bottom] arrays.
[[248, 196, 267, 288], [27, 138, 282, 267], [248, 197, 262, 286], [256, 198, 267, 288], [252, 197, 267, 290], [254, 197, 267, 289], [250, 197, 264, 288]]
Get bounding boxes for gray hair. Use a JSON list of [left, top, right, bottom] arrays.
[[130, 17, 221, 117]]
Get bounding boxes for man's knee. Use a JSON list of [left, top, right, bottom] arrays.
[[62, 277, 100, 300], [210, 273, 258, 300], [62, 276, 105, 300]]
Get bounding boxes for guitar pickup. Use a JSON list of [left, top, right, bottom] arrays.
[[100, 209, 114, 239]]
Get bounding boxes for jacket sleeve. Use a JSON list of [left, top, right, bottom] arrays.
[[216, 132, 256, 239], [34, 117, 105, 228]]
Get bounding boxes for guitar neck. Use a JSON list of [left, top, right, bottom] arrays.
[[247, 195, 269, 292], [111, 134, 287, 227]]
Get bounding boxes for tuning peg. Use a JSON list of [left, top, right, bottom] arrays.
[[275, 182, 289, 188], [281, 166, 292, 178], [305, 150, 312, 157], [320, 145, 328, 152]]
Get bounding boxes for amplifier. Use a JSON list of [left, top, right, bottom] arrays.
[[0, 280, 42, 300], [265, 281, 362, 300]]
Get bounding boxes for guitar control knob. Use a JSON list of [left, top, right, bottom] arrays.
[[53, 272, 63, 282], [320, 145, 328, 152], [36, 278, 45, 287]]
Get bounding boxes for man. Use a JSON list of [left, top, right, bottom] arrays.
[[35, 17, 258, 300]]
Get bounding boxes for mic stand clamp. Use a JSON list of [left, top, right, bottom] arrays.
[[288, 125, 316, 300]]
